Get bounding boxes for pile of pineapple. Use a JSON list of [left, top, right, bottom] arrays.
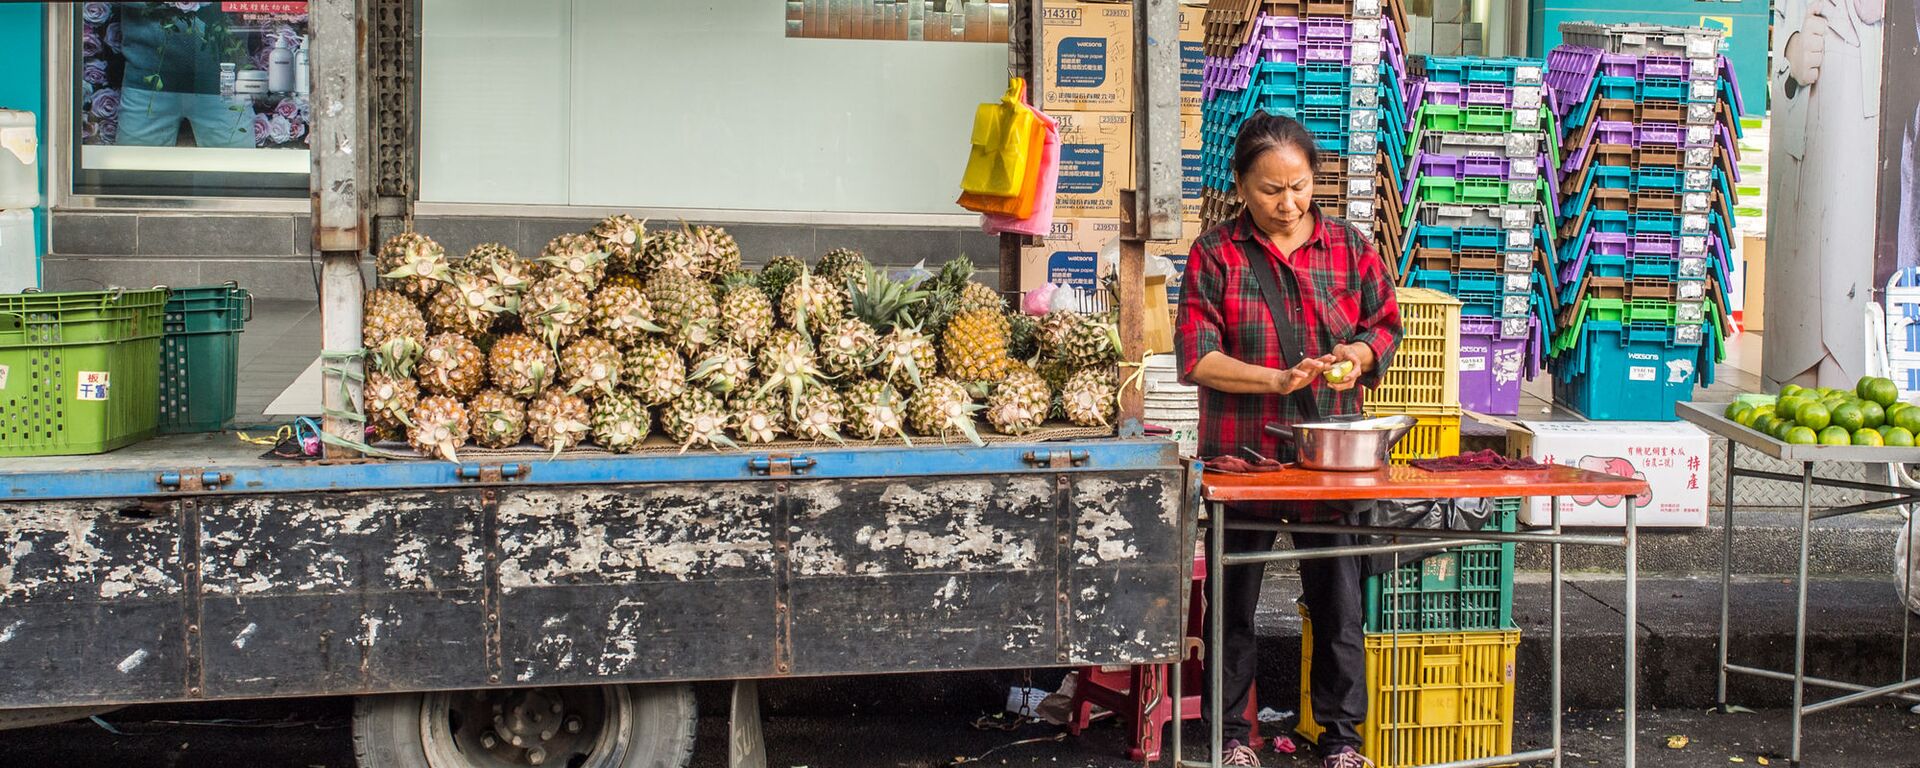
[[361, 216, 1124, 461]]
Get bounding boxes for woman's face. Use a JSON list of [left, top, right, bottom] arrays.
[[1240, 144, 1316, 238]]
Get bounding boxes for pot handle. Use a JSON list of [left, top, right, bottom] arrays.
[[1264, 423, 1294, 440]]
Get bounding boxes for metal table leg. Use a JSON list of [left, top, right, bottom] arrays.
[[1551, 495, 1564, 768], [1791, 463, 1813, 766], [1210, 501, 1225, 768], [1625, 494, 1639, 768], [1718, 440, 1736, 709]]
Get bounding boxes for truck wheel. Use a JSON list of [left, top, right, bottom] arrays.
[[0, 706, 122, 731], [354, 684, 696, 768]]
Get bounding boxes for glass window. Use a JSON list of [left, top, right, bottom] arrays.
[[72, 2, 311, 198]]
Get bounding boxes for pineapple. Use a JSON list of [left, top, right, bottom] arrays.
[[690, 343, 756, 395], [779, 272, 848, 336], [717, 278, 776, 353], [538, 233, 610, 292], [1037, 311, 1081, 358], [918, 257, 983, 338], [589, 283, 664, 349], [661, 388, 737, 452], [644, 268, 720, 357], [407, 394, 469, 462], [418, 332, 485, 399], [623, 339, 688, 406], [689, 225, 743, 280], [842, 378, 912, 444], [469, 389, 528, 449], [787, 388, 847, 444], [817, 316, 879, 379], [759, 254, 808, 312], [847, 264, 930, 334], [527, 386, 592, 455], [757, 328, 826, 407], [377, 232, 452, 300], [365, 372, 419, 442], [590, 392, 651, 453], [986, 368, 1052, 436], [941, 308, 1013, 382], [466, 243, 536, 299], [521, 277, 591, 351], [560, 335, 623, 398], [1062, 367, 1119, 427], [956, 280, 1004, 314], [487, 333, 558, 397], [426, 268, 505, 338], [728, 388, 786, 445], [364, 289, 428, 377], [1007, 311, 1040, 362], [815, 248, 869, 288], [602, 273, 645, 293], [591, 214, 647, 274], [1063, 313, 1121, 368], [1036, 359, 1076, 420], [877, 324, 939, 394], [641, 225, 701, 275], [907, 376, 985, 446]]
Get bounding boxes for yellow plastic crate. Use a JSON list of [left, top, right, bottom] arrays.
[[1362, 404, 1462, 465], [1298, 614, 1520, 768], [1368, 287, 1461, 411]]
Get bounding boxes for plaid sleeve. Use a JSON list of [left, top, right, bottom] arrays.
[[1352, 240, 1403, 390], [1175, 238, 1225, 385]]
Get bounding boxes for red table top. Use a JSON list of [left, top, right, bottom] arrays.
[[1202, 464, 1650, 503]]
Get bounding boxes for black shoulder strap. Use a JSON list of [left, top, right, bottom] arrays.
[[1244, 248, 1322, 421]]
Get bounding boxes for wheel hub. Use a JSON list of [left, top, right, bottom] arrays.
[[433, 686, 610, 767]]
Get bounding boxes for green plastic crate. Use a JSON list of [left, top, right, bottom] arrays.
[[1363, 498, 1519, 633], [160, 284, 250, 433], [0, 288, 167, 456]]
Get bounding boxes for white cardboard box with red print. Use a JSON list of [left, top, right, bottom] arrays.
[[1508, 420, 1710, 528]]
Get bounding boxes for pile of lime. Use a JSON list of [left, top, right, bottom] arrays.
[[1725, 377, 1912, 447]]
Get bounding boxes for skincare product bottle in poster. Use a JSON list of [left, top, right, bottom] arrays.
[[220, 63, 238, 99], [268, 36, 295, 93], [294, 36, 310, 95]]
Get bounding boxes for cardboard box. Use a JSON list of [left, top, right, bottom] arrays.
[[1147, 220, 1205, 308], [1179, 112, 1203, 222], [1179, 4, 1206, 115], [1042, 0, 1134, 113], [1432, 0, 1468, 24], [1495, 418, 1711, 528], [1144, 275, 1174, 354], [1020, 218, 1123, 294], [1741, 235, 1765, 332], [1054, 111, 1134, 219]]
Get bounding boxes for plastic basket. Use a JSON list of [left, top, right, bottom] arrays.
[[0, 288, 167, 456], [1551, 320, 1704, 420], [1362, 404, 1462, 464], [1369, 288, 1461, 411], [1298, 615, 1520, 768], [1557, 22, 1723, 60], [1362, 497, 1520, 632], [160, 284, 251, 433]]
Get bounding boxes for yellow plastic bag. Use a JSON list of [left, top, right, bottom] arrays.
[[960, 78, 1042, 198]]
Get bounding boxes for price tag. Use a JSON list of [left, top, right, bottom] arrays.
[[1630, 366, 1657, 382], [76, 371, 110, 401], [1460, 355, 1487, 372], [0, 364, 8, 390]]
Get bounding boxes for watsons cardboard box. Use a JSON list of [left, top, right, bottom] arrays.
[[1042, 1, 1134, 112], [1492, 418, 1710, 527], [1054, 111, 1133, 219], [1020, 218, 1122, 294], [1179, 4, 1205, 114], [1180, 112, 1202, 222], [1147, 220, 1203, 308]]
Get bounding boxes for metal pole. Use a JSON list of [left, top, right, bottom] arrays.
[[310, 0, 372, 457], [1551, 494, 1563, 768], [1791, 463, 1813, 766], [1904, 492, 1916, 683], [1718, 439, 1736, 707], [1724, 663, 1920, 704], [1209, 502, 1225, 768], [1624, 493, 1638, 768]]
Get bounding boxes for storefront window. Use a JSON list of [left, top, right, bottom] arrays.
[[72, 2, 311, 198]]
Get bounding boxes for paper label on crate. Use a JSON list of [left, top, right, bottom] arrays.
[[1055, 37, 1111, 89], [1438, 205, 1472, 219], [76, 371, 109, 401], [1459, 354, 1487, 372], [1514, 110, 1539, 130], [1629, 366, 1657, 382], [0, 364, 8, 391]]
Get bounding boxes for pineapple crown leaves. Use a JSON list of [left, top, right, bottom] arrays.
[[848, 264, 933, 333], [543, 417, 592, 461], [865, 385, 913, 446], [372, 337, 423, 378], [940, 399, 988, 447]]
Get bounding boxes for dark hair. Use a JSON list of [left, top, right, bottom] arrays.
[[1231, 111, 1321, 181]]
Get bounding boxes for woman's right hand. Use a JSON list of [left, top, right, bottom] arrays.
[[1272, 357, 1330, 395]]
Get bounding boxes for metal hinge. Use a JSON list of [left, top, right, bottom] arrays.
[[156, 470, 233, 493], [457, 463, 529, 483], [1022, 450, 1090, 469], [748, 454, 815, 477]]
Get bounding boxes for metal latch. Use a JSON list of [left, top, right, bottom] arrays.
[[1022, 450, 1090, 469], [749, 454, 815, 477], [157, 470, 232, 492], [457, 463, 529, 483]]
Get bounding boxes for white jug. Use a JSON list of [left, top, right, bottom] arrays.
[[0, 109, 39, 210]]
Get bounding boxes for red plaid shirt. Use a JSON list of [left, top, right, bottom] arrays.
[[1175, 208, 1403, 469]]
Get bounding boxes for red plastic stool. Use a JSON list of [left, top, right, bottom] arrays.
[[1067, 554, 1263, 762]]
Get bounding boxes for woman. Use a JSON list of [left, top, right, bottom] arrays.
[[1173, 112, 1403, 768]]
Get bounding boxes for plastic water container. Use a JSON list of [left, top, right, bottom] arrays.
[[0, 209, 32, 293], [0, 109, 38, 210]]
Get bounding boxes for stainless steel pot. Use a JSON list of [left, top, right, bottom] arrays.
[[1264, 415, 1418, 472]]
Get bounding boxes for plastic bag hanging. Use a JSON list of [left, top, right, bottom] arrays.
[[960, 78, 1043, 198]]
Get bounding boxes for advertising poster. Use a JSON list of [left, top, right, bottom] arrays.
[[785, 0, 1010, 42], [1764, 0, 1887, 386], [1877, 0, 1920, 287]]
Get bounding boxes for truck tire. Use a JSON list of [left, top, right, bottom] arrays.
[[353, 684, 696, 768], [0, 706, 122, 731]]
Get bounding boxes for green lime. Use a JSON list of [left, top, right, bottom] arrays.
[[1724, 401, 1748, 421], [1860, 401, 1886, 429], [1888, 427, 1916, 447], [1752, 416, 1776, 435], [1819, 426, 1852, 446], [1775, 420, 1799, 441], [1831, 403, 1865, 433], [1776, 398, 1803, 422], [1878, 423, 1898, 438], [1786, 427, 1819, 445], [1866, 378, 1901, 408], [1779, 384, 1806, 398], [1897, 407, 1920, 435], [1736, 408, 1762, 428], [1796, 402, 1832, 431], [1853, 429, 1885, 446]]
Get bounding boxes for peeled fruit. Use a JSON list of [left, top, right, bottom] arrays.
[[1795, 402, 1831, 432], [1853, 429, 1885, 446], [1324, 360, 1356, 384], [1818, 426, 1852, 446], [1785, 426, 1818, 445]]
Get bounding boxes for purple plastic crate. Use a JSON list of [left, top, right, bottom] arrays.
[[1590, 120, 1635, 146], [1303, 16, 1352, 41], [1597, 52, 1688, 79], [1459, 316, 1537, 415], [1545, 45, 1603, 117], [1721, 55, 1745, 115], [1636, 122, 1683, 146]]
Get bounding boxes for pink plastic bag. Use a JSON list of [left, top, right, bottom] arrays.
[[981, 108, 1060, 237]]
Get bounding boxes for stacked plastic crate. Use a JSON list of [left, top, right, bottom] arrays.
[[1396, 55, 1560, 415], [1198, 0, 1412, 260], [1544, 23, 1742, 420]]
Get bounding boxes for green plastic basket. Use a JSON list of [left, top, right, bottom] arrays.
[[161, 284, 251, 433], [1362, 498, 1519, 633], [0, 288, 167, 456]]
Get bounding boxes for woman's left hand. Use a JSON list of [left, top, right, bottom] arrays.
[[1324, 343, 1375, 392]]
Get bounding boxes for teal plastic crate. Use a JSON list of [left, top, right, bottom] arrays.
[[0, 288, 167, 456], [160, 284, 250, 433], [1363, 499, 1520, 633]]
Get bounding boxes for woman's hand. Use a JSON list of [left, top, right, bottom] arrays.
[[1273, 357, 1331, 395], [1321, 343, 1375, 392]]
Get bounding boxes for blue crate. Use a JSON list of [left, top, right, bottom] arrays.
[[1414, 55, 1547, 87], [1552, 320, 1708, 421]]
